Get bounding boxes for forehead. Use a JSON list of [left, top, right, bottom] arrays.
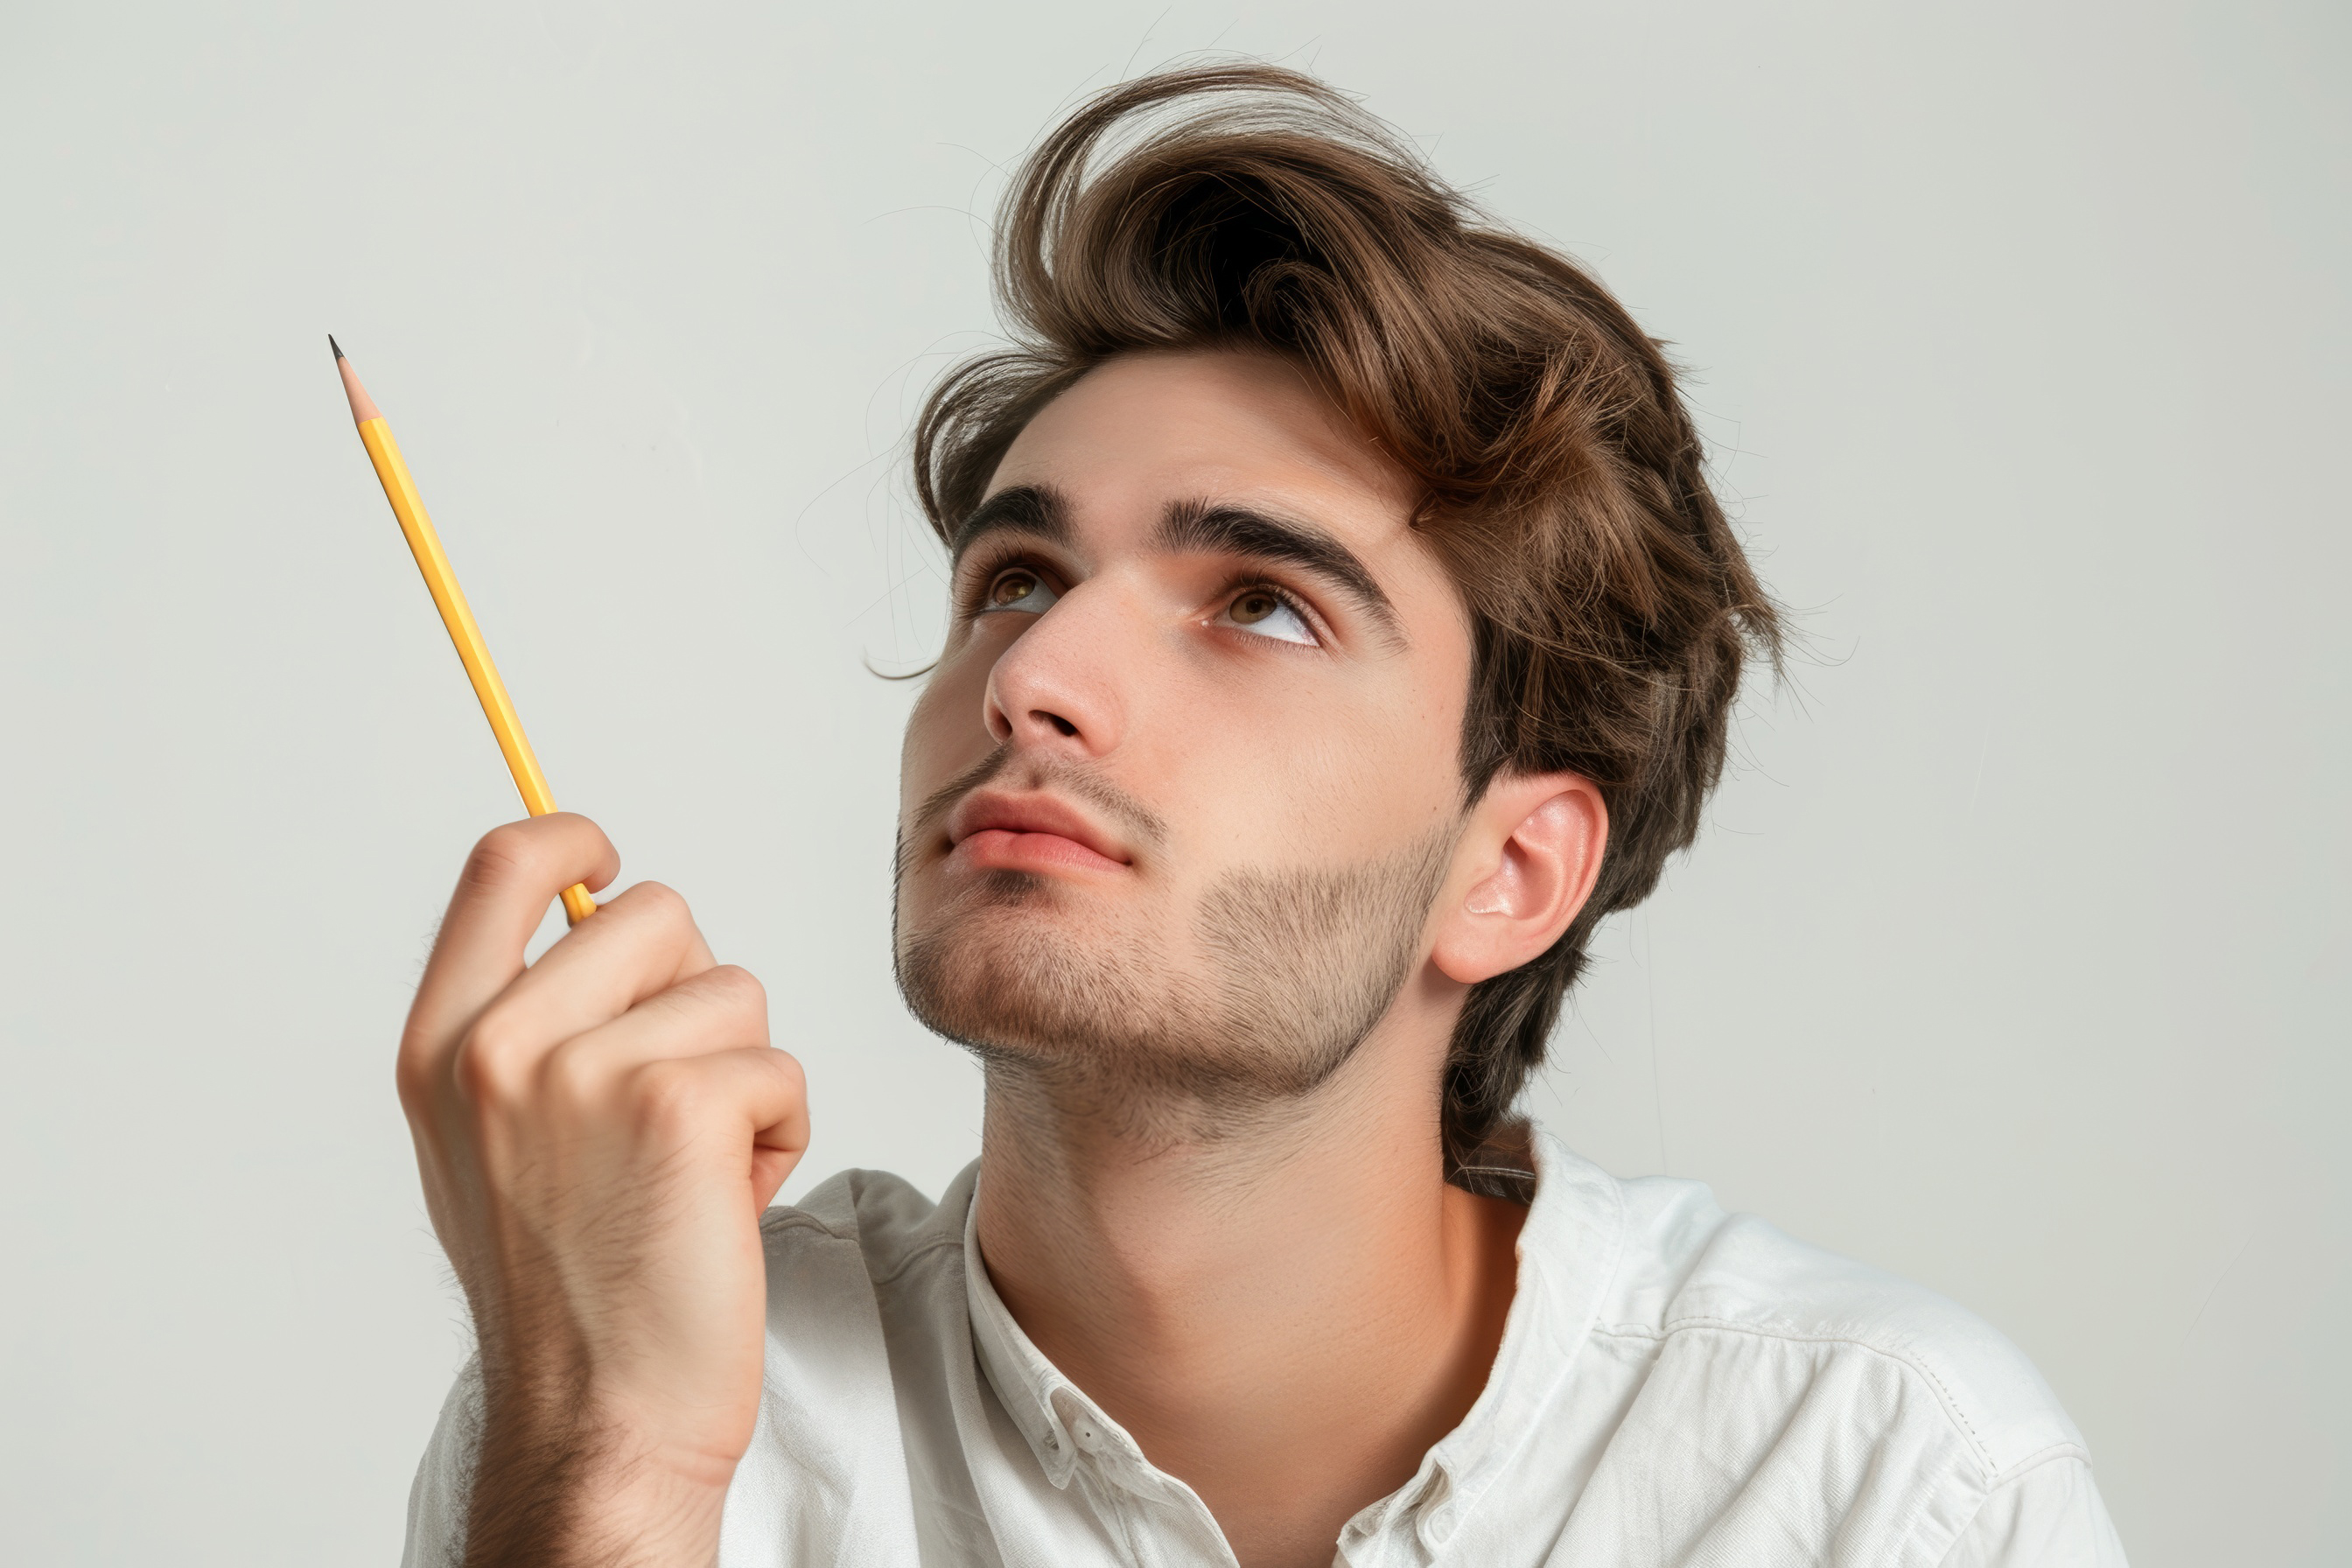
[[984, 350, 1423, 557]]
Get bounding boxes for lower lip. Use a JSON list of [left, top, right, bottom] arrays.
[[953, 829, 1127, 875]]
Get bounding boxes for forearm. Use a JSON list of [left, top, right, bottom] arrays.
[[462, 1394, 730, 1568]]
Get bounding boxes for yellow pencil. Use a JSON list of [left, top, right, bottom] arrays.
[[332, 335, 597, 926]]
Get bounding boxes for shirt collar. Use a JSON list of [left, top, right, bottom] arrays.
[[965, 1181, 1197, 1507], [1343, 1129, 1629, 1551], [963, 1187, 1086, 1488], [962, 1124, 1629, 1542]]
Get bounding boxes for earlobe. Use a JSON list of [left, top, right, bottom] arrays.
[[1432, 777, 1607, 986]]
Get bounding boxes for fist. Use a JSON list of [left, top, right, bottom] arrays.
[[396, 815, 806, 1561]]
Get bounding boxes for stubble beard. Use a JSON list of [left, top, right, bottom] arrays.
[[893, 825, 1456, 1143]]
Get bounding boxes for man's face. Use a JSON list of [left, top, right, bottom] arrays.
[[893, 349, 1478, 1120]]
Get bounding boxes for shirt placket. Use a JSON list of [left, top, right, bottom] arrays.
[[1050, 1389, 1242, 1568]]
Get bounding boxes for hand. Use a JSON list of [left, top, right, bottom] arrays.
[[396, 815, 808, 1567]]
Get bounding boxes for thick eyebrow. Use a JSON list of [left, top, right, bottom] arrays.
[[1155, 499, 1404, 643], [950, 483, 1070, 561]]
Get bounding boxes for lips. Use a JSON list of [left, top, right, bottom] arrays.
[[945, 789, 1130, 875]]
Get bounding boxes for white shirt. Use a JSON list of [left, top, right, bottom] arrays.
[[403, 1130, 2128, 1566]]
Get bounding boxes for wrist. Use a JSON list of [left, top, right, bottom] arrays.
[[466, 1390, 736, 1568]]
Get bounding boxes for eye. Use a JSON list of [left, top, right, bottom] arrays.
[[979, 567, 1060, 617], [1218, 585, 1318, 646]]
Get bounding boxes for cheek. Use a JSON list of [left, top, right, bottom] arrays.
[[1179, 668, 1461, 862], [900, 650, 990, 809]]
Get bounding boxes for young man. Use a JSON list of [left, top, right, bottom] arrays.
[[398, 67, 2126, 1568]]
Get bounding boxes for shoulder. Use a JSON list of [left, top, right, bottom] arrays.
[[760, 1161, 975, 1283], [735, 1165, 976, 1486], [1594, 1166, 2085, 1483], [752, 1163, 977, 1380]]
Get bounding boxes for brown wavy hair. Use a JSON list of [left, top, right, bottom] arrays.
[[913, 65, 1782, 1192]]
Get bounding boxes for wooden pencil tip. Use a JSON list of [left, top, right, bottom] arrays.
[[332, 340, 382, 427]]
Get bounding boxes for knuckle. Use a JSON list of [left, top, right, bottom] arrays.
[[769, 1049, 808, 1097], [704, 964, 767, 1010], [452, 1013, 531, 1103], [460, 823, 542, 895], [393, 1045, 437, 1114], [450, 1045, 503, 1106], [627, 880, 692, 928]]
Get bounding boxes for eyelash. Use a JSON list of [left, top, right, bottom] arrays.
[[956, 547, 1047, 620], [1211, 579, 1322, 645], [958, 553, 1327, 647]]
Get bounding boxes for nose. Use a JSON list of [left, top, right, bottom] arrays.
[[982, 581, 1130, 758]]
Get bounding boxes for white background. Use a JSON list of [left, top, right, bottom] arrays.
[[2, 2, 2343, 1562]]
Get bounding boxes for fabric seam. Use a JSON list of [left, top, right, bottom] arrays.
[[1924, 1446, 2095, 1568], [1589, 1317, 2006, 1478], [759, 1208, 853, 1242], [864, 1233, 966, 1289]]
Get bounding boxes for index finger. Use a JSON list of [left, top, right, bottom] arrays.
[[403, 814, 622, 1058]]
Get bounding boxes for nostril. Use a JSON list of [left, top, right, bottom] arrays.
[[1041, 712, 1078, 738]]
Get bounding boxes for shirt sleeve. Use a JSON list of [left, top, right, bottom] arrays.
[[1936, 1452, 2129, 1568], [400, 1356, 484, 1568]]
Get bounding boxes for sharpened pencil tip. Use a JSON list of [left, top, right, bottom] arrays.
[[332, 338, 382, 426]]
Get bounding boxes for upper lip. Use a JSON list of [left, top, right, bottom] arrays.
[[945, 789, 1130, 865]]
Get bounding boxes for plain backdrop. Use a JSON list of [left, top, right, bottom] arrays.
[[2, 2, 2344, 1562]]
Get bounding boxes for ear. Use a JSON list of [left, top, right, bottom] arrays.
[[1430, 773, 1608, 986]]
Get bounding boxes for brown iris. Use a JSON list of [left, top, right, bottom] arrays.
[[1230, 588, 1282, 625], [989, 570, 1041, 607]]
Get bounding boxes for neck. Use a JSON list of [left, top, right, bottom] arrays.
[[972, 966, 1527, 1568]]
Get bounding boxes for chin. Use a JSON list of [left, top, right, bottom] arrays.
[[894, 869, 1161, 1058], [893, 828, 1449, 1123], [893, 888, 1374, 1127]]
